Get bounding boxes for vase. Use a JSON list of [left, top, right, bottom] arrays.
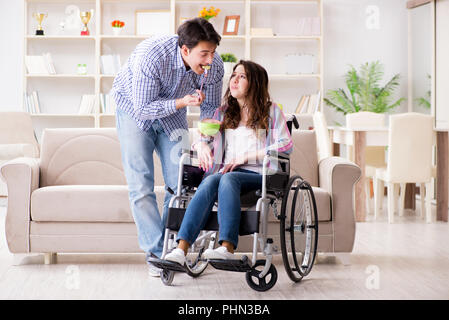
[[112, 27, 122, 36], [206, 17, 215, 28], [223, 62, 235, 75]]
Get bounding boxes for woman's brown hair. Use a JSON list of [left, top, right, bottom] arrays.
[[221, 60, 271, 131]]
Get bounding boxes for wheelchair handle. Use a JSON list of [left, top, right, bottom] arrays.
[[291, 115, 299, 129], [286, 114, 299, 134]]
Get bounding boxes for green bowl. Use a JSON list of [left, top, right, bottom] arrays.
[[198, 121, 220, 136]]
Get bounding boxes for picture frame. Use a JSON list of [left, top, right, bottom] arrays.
[[135, 10, 171, 36], [223, 15, 240, 35]]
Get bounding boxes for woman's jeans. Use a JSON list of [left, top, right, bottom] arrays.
[[177, 169, 262, 249], [116, 109, 188, 258]]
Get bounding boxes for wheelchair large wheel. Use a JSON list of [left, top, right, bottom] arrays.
[[279, 175, 318, 282]]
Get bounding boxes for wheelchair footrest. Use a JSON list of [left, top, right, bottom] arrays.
[[209, 256, 252, 273], [147, 256, 187, 273]]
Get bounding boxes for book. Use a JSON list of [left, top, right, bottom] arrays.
[[23, 93, 28, 113], [25, 55, 49, 74], [42, 52, 56, 74], [101, 93, 117, 114], [250, 28, 273, 36], [32, 91, 41, 113], [298, 17, 320, 36], [305, 91, 321, 114], [295, 95, 307, 113], [28, 94, 34, 113], [299, 95, 310, 114], [23, 91, 42, 114], [313, 91, 321, 113], [78, 94, 96, 114], [100, 54, 121, 75]]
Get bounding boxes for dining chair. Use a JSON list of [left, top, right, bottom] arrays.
[[373, 113, 434, 223], [313, 112, 332, 161], [346, 111, 386, 213]]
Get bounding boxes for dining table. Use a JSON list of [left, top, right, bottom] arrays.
[[328, 126, 448, 223]]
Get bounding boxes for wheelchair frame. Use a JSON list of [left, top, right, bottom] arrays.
[[148, 116, 319, 291]]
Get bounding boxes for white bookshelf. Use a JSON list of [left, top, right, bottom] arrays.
[[23, 0, 323, 126]]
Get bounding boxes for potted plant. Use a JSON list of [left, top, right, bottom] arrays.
[[324, 61, 405, 116], [111, 20, 125, 36], [220, 53, 237, 74]]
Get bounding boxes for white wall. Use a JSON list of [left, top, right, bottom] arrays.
[[436, 0, 449, 128], [0, 0, 23, 111], [0, 0, 410, 125], [323, 0, 409, 125], [410, 3, 432, 114]]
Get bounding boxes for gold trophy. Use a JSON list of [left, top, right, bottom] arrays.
[[33, 13, 47, 36], [80, 10, 93, 36]]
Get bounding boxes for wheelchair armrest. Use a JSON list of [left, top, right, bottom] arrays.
[[267, 150, 290, 160], [262, 152, 290, 194], [180, 148, 198, 158]]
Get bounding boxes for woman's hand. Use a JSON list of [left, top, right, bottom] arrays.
[[195, 142, 213, 172], [222, 154, 248, 174]]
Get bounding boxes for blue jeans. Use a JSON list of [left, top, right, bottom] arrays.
[[177, 169, 262, 249], [116, 109, 188, 257]]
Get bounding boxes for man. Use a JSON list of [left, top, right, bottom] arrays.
[[111, 18, 224, 276]]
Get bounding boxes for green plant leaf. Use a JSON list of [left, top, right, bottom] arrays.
[[324, 60, 404, 115]]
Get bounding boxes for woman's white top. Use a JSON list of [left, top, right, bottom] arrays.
[[221, 125, 265, 174]]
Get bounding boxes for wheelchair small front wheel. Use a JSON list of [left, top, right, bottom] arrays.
[[280, 175, 318, 282], [161, 269, 175, 286], [245, 260, 277, 292]]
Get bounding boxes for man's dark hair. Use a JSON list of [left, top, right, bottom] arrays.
[[177, 18, 221, 49]]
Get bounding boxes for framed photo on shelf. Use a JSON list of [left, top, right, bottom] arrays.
[[223, 15, 240, 35], [135, 10, 171, 36]]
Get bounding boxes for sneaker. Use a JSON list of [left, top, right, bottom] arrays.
[[203, 246, 237, 260], [147, 263, 162, 278], [164, 248, 186, 266]]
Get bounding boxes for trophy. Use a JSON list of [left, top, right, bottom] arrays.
[[33, 13, 47, 36], [80, 10, 93, 36]]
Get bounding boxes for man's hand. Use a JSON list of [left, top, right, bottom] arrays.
[[176, 90, 205, 110]]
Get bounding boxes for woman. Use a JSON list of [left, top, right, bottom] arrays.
[[164, 60, 293, 264]]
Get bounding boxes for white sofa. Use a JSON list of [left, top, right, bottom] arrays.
[[0, 127, 360, 264], [0, 112, 40, 196]]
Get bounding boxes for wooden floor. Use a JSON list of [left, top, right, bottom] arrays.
[[1, 197, 449, 300]]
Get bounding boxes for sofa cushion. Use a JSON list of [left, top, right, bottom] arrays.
[[31, 185, 166, 222], [39, 129, 126, 187]]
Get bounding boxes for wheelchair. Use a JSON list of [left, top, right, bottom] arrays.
[[148, 116, 319, 291]]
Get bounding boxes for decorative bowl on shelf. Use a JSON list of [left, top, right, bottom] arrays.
[[198, 119, 221, 136]]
